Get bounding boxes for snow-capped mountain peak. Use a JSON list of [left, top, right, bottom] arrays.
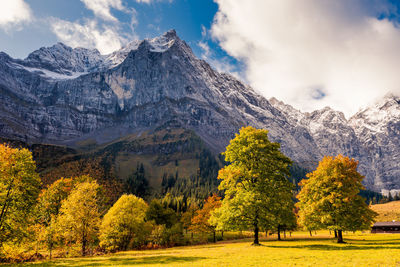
[[17, 29, 186, 80], [349, 93, 400, 134], [23, 42, 104, 74], [145, 29, 178, 52]]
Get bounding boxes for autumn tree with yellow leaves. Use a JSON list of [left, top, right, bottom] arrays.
[[57, 181, 101, 256], [297, 155, 377, 243], [99, 194, 149, 251], [0, 144, 41, 248]]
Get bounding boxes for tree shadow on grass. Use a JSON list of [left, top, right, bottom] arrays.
[[264, 244, 400, 251], [345, 238, 400, 244], [186, 245, 224, 250], [20, 256, 207, 267], [347, 241, 400, 246], [105, 255, 207, 266], [262, 237, 334, 242]]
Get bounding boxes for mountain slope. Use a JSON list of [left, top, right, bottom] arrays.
[[270, 94, 400, 191], [349, 94, 400, 190], [0, 30, 399, 192]]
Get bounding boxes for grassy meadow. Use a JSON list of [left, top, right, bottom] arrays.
[[10, 231, 400, 267]]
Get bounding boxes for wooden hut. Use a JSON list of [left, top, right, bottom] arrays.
[[371, 221, 400, 233]]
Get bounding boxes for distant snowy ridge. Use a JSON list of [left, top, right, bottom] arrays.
[[270, 93, 400, 192], [18, 30, 180, 80]]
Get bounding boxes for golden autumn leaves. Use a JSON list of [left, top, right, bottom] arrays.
[[0, 144, 41, 247], [296, 155, 377, 243]]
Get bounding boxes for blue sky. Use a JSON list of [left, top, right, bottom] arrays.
[[0, 0, 219, 59], [1, 0, 400, 116]]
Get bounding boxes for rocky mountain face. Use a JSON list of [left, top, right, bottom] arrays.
[[269, 94, 400, 192], [349, 95, 400, 191], [0, 30, 398, 192]]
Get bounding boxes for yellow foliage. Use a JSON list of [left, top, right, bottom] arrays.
[[0, 144, 41, 246], [297, 154, 377, 237], [99, 194, 148, 251], [57, 181, 101, 256]]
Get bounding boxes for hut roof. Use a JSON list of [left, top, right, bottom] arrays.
[[373, 221, 400, 227]]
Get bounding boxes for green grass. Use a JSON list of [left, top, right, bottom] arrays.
[[11, 232, 400, 266]]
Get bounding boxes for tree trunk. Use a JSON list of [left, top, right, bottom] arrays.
[[213, 230, 216, 243], [253, 212, 260, 245], [82, 234, 87, 256], [337, 230, 345, 243], [277, 225, 281, 241], [253, 223, 259, 245], [0, 179, 14, 230], [334, 230, 337, 238], [309, 230, 312, 237], [221, 231, 224, 239], [284, 230, 286, 239], [49, 240, 53, 259], [289, 232, 292, 237]]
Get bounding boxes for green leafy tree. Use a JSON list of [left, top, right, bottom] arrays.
[[0, 144, 41, 247], [146, 199, 177, 228], [211, 126, 294, 245], [297, 155, 377, 243], [99, 194, 148, 251], [57, 181, 101, 255], [272, 187, 297, 240], [145, 198, 184, 246]]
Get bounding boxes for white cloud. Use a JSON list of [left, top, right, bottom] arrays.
[[198, 25, 241, 79], [51, 0, 143, 54], [81, 0, 124, 22], [211, 0, 400, 117], [198, 40, 241, 79], [50, 18, 132, 54], [0, 0, 32, 29]]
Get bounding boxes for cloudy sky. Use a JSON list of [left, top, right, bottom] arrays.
[[1, 0, 400, 117]]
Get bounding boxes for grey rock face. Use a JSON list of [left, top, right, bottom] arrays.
[[0, 30, 398, 191], [270, 94, 400, 191], [349, 94, 400, 191], [23, 42, 105, 74]]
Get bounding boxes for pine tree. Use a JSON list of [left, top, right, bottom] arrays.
[[126, 163, 149, 198]]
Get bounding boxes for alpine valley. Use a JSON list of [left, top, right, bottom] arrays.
[[0, 30, 399, 198]]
